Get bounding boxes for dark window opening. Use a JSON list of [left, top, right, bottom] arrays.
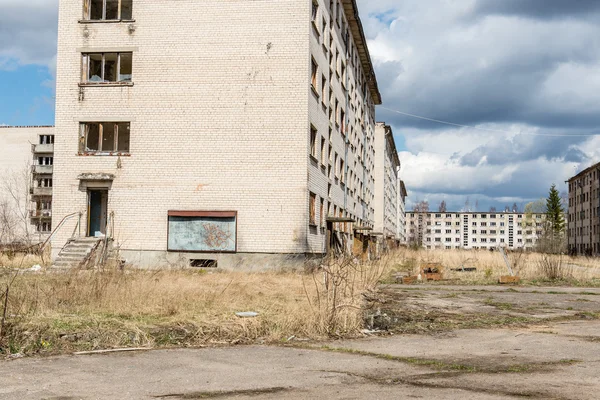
[[190, 259, 218, 268]]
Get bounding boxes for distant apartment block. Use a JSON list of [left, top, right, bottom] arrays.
[[0, 126, 54, 243], [30, 131, 55, 238], [52, 0, 382, 268], [567, 163, 600, 256], [406, 212, 545, 250], [398, 180, 408, 243], [373, 123, 402, 248]]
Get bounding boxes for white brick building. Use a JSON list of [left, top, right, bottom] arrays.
[[373, 123, 401, 248], [406, 212, 545, 251], [52, 0, 381, 268]]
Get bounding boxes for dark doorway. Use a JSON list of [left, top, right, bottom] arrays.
[[88, 190, 108, 237]]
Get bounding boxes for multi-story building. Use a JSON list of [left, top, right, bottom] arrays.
[[30, 131, 55, 239], [567, 163, 600, 256], [52, 0, 381, 268], [406, 212, 545, 250], [373, 123, 401, 248], [397, 180, 407, 243], [0, 126, 54, 244]]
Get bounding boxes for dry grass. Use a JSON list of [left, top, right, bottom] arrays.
[[383, 248, 600, 285], [0, 256, 387, 356], [0, 252, 47, 270]]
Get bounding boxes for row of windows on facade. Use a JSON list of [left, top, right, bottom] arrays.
[[310, 127, 374, 203], [312, 0, 375, 118], [568, 167, 600, 191], [568, 188, 600, 207], [424, 237, 531, 244], [568, 207, 600, 222], [414, 228, 541, 235], [410, 220, 542, 228], [309, 192, 354, 234], [408, 213, 534, 219]]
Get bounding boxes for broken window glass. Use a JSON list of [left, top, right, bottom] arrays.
[[90, 0, 103, 19], [119, 53, 132, 82], [117, 123, 130, 152], [102, 123, 116, 151], [105, 0, 119, 19], [88, 54, 103, 82], [104, 53, 118, 82], [86, 123, 100, 151], [121, 0, 133, 19]]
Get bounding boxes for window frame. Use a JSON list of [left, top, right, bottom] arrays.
[[81, 52, 133, 85], [79, 122, 131, 156], [83, 0, 134, 21]]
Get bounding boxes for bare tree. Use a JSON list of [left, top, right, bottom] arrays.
[[0, 163, 33, 246], [413, 200, 429, 212], [512, 202, 519, 213], [489, 206, 497, 212], [438, 200, 447, 213]]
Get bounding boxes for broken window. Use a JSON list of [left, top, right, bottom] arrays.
[[310, 126, 317, 159], [309, 193, 317, 225], [85, 0, 133, 20], [82, 53, 133, 83], [311, 58, 318, 92], [39, 135, 54, 144], [80, 122, 131, 154]]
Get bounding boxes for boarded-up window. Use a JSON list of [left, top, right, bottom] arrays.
[[168, 211, 237, 252], [309, 193, 317, 225]]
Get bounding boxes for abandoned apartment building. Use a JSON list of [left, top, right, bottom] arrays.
[[406, 212, 546, 251], [0, 126, 55, 244], [47, 0, 396, 268], [567, 162, 600, 256], [373, 123, 405, 251]]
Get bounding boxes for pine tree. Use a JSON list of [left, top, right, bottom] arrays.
[[546, 184, 565, 236]]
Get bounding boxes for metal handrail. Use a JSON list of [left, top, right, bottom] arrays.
[[39, 212, 82, 254], [99, 211, 115, 265]]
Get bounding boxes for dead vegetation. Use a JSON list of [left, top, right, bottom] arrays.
[[1, 247, 599, 357], [0, 255, 388, 356]]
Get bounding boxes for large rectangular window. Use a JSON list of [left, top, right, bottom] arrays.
[[167, 211, 237, 252], [80, 122, 130, 154], [82, 53, 132, 83], [85, 0, 133, 20]]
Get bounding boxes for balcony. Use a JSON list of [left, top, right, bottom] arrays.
[[30, 210, 52, 219], [33, 143, 54, 153], [33, 165, 53, 174], [32, 187, 52, 196]]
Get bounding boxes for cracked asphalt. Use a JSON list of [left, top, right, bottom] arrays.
[[1, 284, 599, 400]]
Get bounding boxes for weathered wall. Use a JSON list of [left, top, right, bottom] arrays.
[[306, 0, 378, 253], [53, 0, 312, 263]]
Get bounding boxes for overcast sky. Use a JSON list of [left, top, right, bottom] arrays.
[[1, 0, 598, 211]]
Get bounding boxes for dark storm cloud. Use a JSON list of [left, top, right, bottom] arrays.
[[458, 134, 590, 167], [472, 0, 600, 20]]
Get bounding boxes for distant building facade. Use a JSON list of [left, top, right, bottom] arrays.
[[0, 126, 54, 244], [398, 180, 408, 244], [567, 163, 600, 256], [406, 212, 545, 250], [373, 123, 401, 247], [52, 0, 382, 268]]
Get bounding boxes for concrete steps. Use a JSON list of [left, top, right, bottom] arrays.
[[53, 237, 102, 268]]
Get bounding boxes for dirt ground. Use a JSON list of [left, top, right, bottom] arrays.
[[1, 284, 599, 399]]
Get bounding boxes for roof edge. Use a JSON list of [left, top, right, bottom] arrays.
[[343, 0, 382, 105]]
